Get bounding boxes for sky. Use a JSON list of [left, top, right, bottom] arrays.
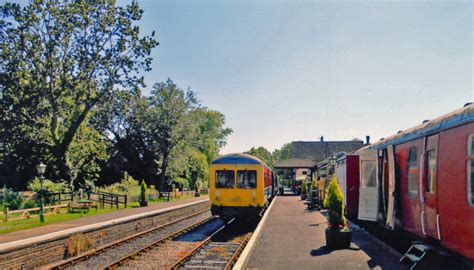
[[9, 0, 473, 154]]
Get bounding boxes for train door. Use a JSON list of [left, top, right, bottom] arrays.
[[387, 145, 397, 228], [422, 135, 440, 240], [358, 149, 378, 221]]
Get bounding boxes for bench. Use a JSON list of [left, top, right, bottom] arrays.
[[68, 201, 98, 213]]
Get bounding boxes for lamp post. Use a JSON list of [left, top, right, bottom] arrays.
[[36, 162, 47, 223]]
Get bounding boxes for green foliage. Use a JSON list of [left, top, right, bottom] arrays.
[[311, 179, 317, 191], [27, 178, 69, 193], [246, 147, 273, 167], [1, 189, 23, 210], [301, 180, 308, 194], [323, 175, 346, 230], [140, 180, 147, 202], [1, 0, 157, 187], [174, 177, 190, 190], [22, 199, 38, 209]]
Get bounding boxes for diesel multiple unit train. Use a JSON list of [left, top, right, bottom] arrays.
[[209, 153, 276, 220]]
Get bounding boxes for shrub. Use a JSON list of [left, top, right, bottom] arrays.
[[140, 180, 147, 202], [22, 199, 38, 209], [311, 178, 317, 191], [66, 233, 95, 257], [1, 189, 23, 210], [301, 180, 308, 194], [175, 177, 190, 190], [27, 178, 69, 193], [323, 175, 346, 230]]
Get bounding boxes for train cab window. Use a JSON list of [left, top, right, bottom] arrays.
[[426, 150, 436, 193], [407, 147, 418, 196], [237, 170, 257, 189], [215, 170, 235, 188], [361, 160, 376, 187], [468, 134, 474, 205]]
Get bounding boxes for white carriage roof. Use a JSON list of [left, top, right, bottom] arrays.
[[370, 103, 474, 150]]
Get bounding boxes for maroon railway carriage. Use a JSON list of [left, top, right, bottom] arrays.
[[335, 153, 360, 219], [369, 103, 474, 260]]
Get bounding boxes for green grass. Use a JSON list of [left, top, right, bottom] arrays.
[[0, 208, 117, 235], [0, 194, 201, 235]]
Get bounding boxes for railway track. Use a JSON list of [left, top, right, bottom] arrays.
[[49, 209, 213, 270], [169, 219, 252, 270]]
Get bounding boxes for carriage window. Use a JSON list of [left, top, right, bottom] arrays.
[[407, 147, 418, 197], [361, 160, 376, 187], [215, 170, 235, 188], [468, 134, 474, 205], [426, 150, 436, 193], [237, 170, 257, 189]]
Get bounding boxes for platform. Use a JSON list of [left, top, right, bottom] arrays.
[[0, 195, 208, 244], [240, 196, 407, 270]]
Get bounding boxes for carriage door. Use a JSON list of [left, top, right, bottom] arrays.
[[358, 150, 378, 221], [422, 135, 440, 240]]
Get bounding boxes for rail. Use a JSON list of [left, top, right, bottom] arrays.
[[48, 209, 212, 270], [103, 216, 216, 269], [168, 218, 252, 270]]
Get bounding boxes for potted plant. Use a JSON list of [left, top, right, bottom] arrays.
[[139, 180, 148, 207], [300, 180, 308, 200], [323, 175, 351, 249]]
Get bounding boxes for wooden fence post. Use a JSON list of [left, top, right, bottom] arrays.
[[5, 207, 8, 221]]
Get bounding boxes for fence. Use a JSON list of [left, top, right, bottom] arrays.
[[88, 191, 127, 209], [0, 204, 68, 222]]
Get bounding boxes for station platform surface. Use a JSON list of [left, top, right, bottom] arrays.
[[244, 196, 407, 270], [0, 195, 208, 244]]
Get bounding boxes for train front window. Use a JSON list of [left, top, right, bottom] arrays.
[[215, 170, 235, 188], [237, 170, 257, 189]]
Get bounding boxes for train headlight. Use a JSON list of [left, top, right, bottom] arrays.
[[216, 190, 220, 200], [252, 191, 256, 201]]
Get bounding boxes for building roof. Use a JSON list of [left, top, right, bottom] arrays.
[[211, 153, 265, 165], [274, 158, 317, 169], [290, 140, 364, 162], [370, 103, 474, 150]]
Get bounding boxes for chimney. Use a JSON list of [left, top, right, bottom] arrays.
[[365, 135, 370, 145], [320, 136, 324, 142]]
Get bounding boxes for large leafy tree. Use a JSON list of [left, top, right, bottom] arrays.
[[146, 79, 199, 190], [1, 1, 157, 186]]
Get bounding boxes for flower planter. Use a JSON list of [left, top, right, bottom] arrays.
[[139, 201, 148, 207], [325, 228, 352, 249]]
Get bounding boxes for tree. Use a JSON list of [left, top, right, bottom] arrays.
[[272, 143, 294, 163], [1, 1, 157, 186], [246, 146, 273, 167], [146, 79, 199, 191]]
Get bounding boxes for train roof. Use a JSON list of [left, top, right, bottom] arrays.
[[211, 153, 266, 166], [370, 103, 474, 150]]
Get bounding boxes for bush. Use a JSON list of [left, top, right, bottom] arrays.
[[323, 175, 346, 230], [27, 178, 69, 193], [175, 177, 190, 190], [301, 180, 308, 194], [1, 189, 23, 210], [311, 178, 317, 191], [140, 180, 147, 202], [22, 199, 39, 209]]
